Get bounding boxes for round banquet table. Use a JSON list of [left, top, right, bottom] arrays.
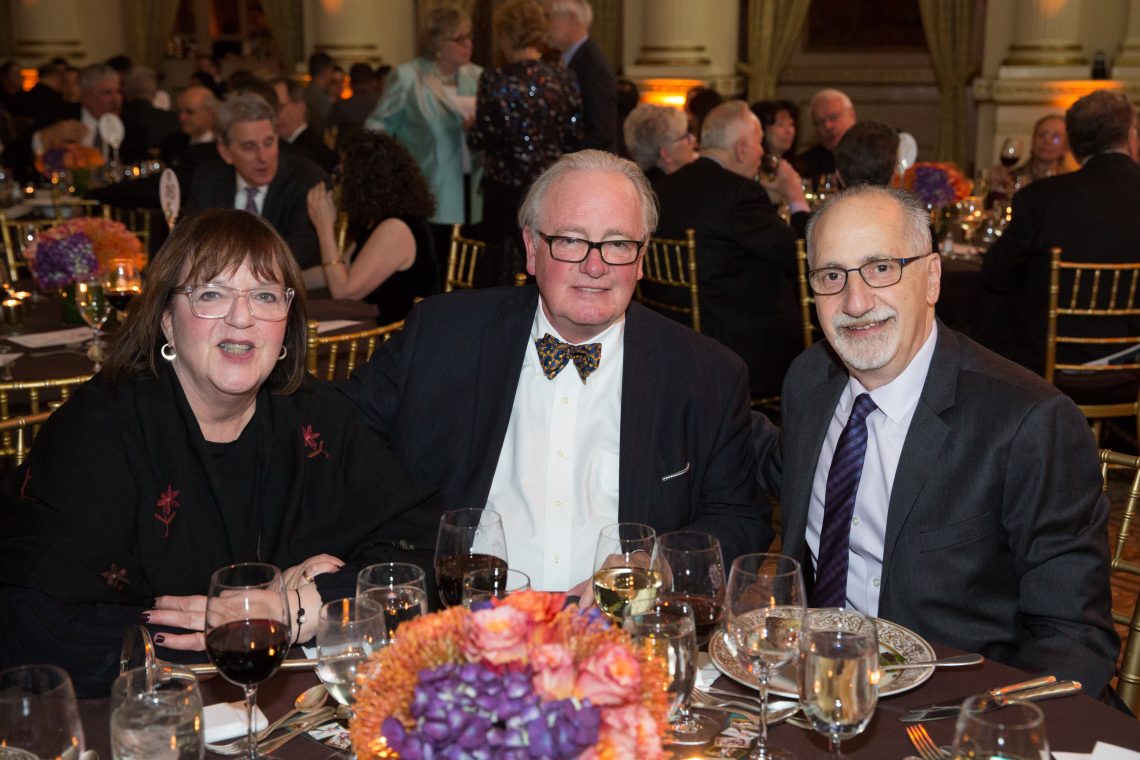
[[77, 643, 1140, 758]]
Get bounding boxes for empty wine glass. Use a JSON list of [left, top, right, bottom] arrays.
[[798, 609, 879, 758], [204, 562, 291, 760], [111, 663, 204, 759], [0, 664, 85, 759], [462, 567, 531, 607], [592, 522, 663, 623], [951, 697, 1048, 760], [76, 279, 111, 370], [104, 258, 142, 323], [724, 553, 806, 760], [434, 508, 508, 608], [657, 530, 726, 647], [315, 597, 386, 712]]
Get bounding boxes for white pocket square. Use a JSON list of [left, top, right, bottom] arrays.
[[661, 462, 691, 482]]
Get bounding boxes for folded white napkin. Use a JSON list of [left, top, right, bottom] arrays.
[[8, 327, 92, 348], [202, 701, 268, 743], [1054, 742, 1140, 760], [0, 352, 24, 366], [695, 651, 721, 690], [316, 320, 362, 334]]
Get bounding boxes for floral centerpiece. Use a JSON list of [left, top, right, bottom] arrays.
[[350, 591, 671, 759], [899, 161, 972, 207], [34, 143, 105, 193], [24, 217, 146, 291]]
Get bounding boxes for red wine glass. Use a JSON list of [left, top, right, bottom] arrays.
[[204, 562, 291, 760], [433, 508, 508, 607]]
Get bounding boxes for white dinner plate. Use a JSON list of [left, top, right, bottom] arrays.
[[708, 614, 936, 698]]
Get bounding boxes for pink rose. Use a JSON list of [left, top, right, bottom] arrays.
[[531, 643, 575, 701], [598, 704, 663, 759], [463, 604, 533, 666], [575, 642, 642, 706]]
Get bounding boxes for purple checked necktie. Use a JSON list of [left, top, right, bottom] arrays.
[[244, 186, 259, 215], [811, 392, 877, 608]]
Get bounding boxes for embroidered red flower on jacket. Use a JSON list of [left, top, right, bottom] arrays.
[[302, 425, 330, 459], [101, 563, 129, 591], [154, 485, 180, 538]]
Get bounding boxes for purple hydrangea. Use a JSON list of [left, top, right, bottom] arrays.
[[382, 661, 600, 759], [31, 233, 97, 290], [909, 165, 959, 207]]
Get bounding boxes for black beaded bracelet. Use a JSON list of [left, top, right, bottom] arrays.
[[294, 588, 305, 643]]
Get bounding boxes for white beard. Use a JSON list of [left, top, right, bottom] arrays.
[[830, 307, 899, 372]]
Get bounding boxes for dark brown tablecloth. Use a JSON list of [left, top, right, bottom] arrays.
[[78, 643, 1140, 758]]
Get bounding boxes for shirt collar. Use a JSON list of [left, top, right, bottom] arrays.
[[190, 130, 215, 144], [528, 296, 625, 370], [286, 124, 307, 143], [236, 173, 263, 195], [843, 321, 938, 424]]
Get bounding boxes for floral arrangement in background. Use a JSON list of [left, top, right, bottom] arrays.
[[34, 144, 105, 177], [350, 591, 670, 759], [24, 218, 146, 290], [900, 161, 972, 207]]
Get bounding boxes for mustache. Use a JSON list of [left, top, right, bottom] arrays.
[[832, 307, 897, 333]]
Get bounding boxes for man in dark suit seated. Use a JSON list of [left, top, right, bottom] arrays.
[[982, 89, 1140, 374], [270, 76, 338, 174], [160, 85, 219, 195], [758, 184, 1118, 698], [12, 59, 67, 125], [186, 92, 327, 270], [340, 149, 771, 595], [656, 100, 809, 398], [545, 0, 618, 153], [795, 88, 856, 191], [119, 66, 179, 163], [834, 120, 899, 188]]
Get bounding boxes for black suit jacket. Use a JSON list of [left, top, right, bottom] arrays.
[[761, 325, 1119, 695], [981, 152, 1140, 373], [567, 37, 618, 153], [186, 152, 328, 269], [120, 99, 179, 163], [339, 286, 772, 569], [285, 126, 338, 174], [793, 143, 836, 191], [656, 157, 801, 396]]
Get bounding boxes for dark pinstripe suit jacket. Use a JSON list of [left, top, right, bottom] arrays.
[[339, 285, 772, 567]]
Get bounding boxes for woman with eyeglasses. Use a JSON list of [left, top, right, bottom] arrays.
[[365, 4, 483, 289], [989, 114, 1079, 197], [622, 102, 698, 187], [0, 210, 443, 696]]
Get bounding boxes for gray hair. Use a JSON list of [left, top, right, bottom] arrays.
[[547, 0, 593, 26], [216, 92, 277, 145], [805, 184, 931, 266], [79, 63, 117, 94], [623, 103, 687, 172], [810, 88, 854, 113], [699, 100, 754, 152], [517, 149, 658, 239]]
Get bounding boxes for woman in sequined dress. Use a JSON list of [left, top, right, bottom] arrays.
[[468, 0, 583, 285]]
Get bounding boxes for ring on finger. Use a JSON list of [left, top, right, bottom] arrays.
[[302, 570, 315, 584]]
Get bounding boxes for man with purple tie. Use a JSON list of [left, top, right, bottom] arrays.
[[758, 184, 1119, 699]]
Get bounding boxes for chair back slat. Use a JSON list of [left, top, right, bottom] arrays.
[[633, 229, 700, 332], [0, 375, 90, 466], [101, 205, 153, 252], [795, 239, 822, 351], [305, 320, 403, 381]]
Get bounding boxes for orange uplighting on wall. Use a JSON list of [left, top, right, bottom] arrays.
[[1049, 80, 1124, 110], [639, 78, 704, 108], [20, 69, 38, 92]]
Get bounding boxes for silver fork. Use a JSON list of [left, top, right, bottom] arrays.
[[906, 724, 949, 760]]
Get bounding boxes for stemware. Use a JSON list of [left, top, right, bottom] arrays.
[[75, 279, 111, 371], [433, 508, 508, 608], [315, 597, 386, 712], [591, 522, 663, 622], [950, 697, 1048, 760], [999, 138, 1023, 169], [104, 258, 142, 322], [0, 664, 85, 758], [461, 566, 531, 607], [724, 553, 806, 760], [356, 562, 428, 643], [204, 562, 291, 760], [798, 609, 879, 758], [111, 663, 204, 759], [657, 530, 726, 647]]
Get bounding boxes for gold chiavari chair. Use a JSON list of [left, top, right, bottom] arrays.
[[101, 205, 154, 253], [445, 225, 526, 292], [1098, 448, 1140, 714], [1044, 247, 1140, 444], [0, 409, 55, 467], [305, 319, 404, 381], [0, 375, 90, 464], [634, 228, 701, 332], [795, 239, 823, 350]]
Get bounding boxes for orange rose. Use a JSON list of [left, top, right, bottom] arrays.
[[500, 589, 565, 624], [575, 642, 641, 707], [531, 643, 575, 701], [463, 604, 532, 666]]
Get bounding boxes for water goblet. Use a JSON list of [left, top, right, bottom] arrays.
[[111, 664, 204, 759], [75, 279, 111, 371], [657, 530, 725, 647], [798, 609, 879, 758], [0, 664, 85, 759], [724, 553, 806, 760], [461, 566, 531, 607], [950, 697, 1048, 760], [591, 522, 663, 622], [434, 508, 508, 607], [315, 597, 386, 712], [355, 562, 428, 643], [204, 562, 291, 760]]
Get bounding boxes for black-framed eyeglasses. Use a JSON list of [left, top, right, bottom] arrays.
[[171, 283, 295, 321], [537, 232, 646, 266], [807, 252, 935, 296]]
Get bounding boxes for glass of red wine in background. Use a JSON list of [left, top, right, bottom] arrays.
[[999, 138, 1023, 169], [761, 153, 781, 182], [657, 530, 726, 647], [433, 508, 508, 607], [204, 562, 291, 760], [104, 258, 142, 323]]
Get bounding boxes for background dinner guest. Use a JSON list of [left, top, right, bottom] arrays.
[[834, 119, 900, 188], [684, 86, 723, 144], [305, 51, 336, 136], [758, 184, 1118, 698], [988, 113, 1078, 197], [270, 76, 338, 173], [981, 90, 1140, 374], [622, 102, 697, 187], [0, 210, 443, 696], [544, 0, 617, 153], [329, 62, 381, 151], [795, 87, 857, 190], [751, 99, 799, 162], [160, 84, 219, 195], [340, 150, 769, 594], [306, 133, 438, 324], [367, 4, 483, 286], [468, 0, 583, 285]]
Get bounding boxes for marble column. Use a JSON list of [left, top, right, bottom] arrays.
[[11, 0, 87, 64], [622, 0, 741, 100], [308, 0, 415, 67], [632, 0, 710, 68], [1000, 0, 1087, 78]]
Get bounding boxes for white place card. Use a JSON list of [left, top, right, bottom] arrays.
[[8, 327, 93, 348]]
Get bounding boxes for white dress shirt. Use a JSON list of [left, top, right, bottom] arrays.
[[234, 175, 265, 215], [486, 299, 624, 591], [805, 322, 938, 615]]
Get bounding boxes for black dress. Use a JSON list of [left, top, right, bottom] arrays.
[[355, 216, 437, 325]]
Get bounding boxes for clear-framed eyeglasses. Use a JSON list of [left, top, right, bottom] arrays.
[[172, 283, 295, 321], [807, 252, 935, 296], [537, 232, 646, 266]]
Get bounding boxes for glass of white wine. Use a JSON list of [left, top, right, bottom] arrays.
[[798, 609, 878, 758], [316, 597, 386, 710], [591, 522, 663, 622], [951, 697, 1048, 760], [75, 279, 112, 371]]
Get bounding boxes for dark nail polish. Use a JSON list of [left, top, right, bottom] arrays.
[[138, 612, 150, 623], [153, 633, 165, 644]]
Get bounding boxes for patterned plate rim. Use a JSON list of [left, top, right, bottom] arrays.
[[707, 615, 936, 698]]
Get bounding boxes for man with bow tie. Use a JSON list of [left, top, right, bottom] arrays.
[[341, 149, 770, 595]]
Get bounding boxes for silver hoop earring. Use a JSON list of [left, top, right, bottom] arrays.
[[161, 343, 176, 361], [278, 346, 288, 361]]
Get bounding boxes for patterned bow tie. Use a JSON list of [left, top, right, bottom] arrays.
[[534, 333, 601, 383]]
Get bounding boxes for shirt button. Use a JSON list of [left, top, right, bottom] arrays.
[[557, 450, 566, 459], [554, 500, 563, 509], [552, 555, 560, 564], [872, 577, 880, 588], [852, 516, 861, 527], [561, 397, 570, 405]]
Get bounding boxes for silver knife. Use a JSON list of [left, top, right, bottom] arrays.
[[904, 675, 1056, 714], [898, 680, 1081, 722]]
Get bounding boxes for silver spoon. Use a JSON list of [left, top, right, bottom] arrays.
[[881, 653, 984, 671]]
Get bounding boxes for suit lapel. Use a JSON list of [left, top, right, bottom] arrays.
[[260, 155, 288, 222], [618, 305, 662, 525]]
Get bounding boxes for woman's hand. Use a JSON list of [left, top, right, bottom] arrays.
[[282, 553, 344, 590], [146, 594, 208, 651], [306, 183, 337, 234]]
